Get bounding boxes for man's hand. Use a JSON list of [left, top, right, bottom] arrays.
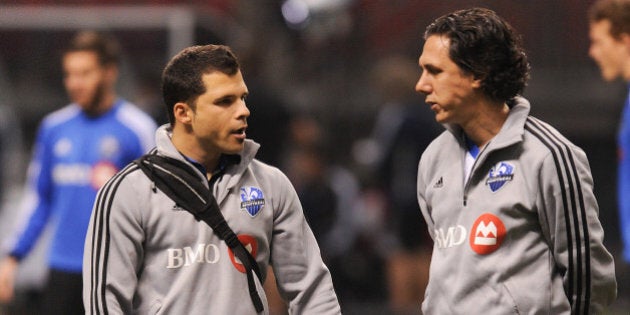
[[0, 256, 18, 303]]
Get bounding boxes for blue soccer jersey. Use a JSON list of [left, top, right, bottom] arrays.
[[619, 88, 630, 263], [9, 100, 156, 273]]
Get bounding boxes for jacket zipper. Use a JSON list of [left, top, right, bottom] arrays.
[[463, 142, 491, 206]]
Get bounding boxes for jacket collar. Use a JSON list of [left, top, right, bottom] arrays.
[[154, 124, 260, 187], [444, 96, 530, 153]]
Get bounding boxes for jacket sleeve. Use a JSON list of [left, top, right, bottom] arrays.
[[268, 170, 341, 315], [8, 125, 53, 260], [538, 147, 617, 314], [83, 167, 144, 314]]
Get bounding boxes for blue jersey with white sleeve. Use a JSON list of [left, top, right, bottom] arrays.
[[619, 87, 630, 263], [8, 100, 156, 273]]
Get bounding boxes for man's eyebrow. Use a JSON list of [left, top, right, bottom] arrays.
[[422, 63, 441, 73], [213, 94, 237, 102]]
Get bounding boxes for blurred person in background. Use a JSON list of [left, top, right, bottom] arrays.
[[0, 31, 156, 315], [284, 134, 337, 247], [267, 115, 338, 315], [236, 42, 293, 168], [352, 55, 441, 314], [282, 114, 363, 266], [416, 8, 616, 314], [265, 113, 363, 314], [588, 0, 630, 295]]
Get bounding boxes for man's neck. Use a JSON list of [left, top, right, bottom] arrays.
[[461, 102, 510, 148], [170, 127, 221, 173]]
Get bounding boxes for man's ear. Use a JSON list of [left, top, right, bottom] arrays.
[[471, 76, 482, 89], [173, 102, 193, 124], [103, 64, 119, 86]]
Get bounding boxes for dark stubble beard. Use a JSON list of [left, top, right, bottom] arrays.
[[82, 79, 107, 117]]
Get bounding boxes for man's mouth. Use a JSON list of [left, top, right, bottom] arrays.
[[427, 101, 440, 111], [233, 127, 247, 138]]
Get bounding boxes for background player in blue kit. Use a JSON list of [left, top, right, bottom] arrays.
[[588, 0, 630, 295], [0, 31, 156, 314]]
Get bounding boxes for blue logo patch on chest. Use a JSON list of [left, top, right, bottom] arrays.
[[240, 187, 265, 217], [486, 162, 514, 192]]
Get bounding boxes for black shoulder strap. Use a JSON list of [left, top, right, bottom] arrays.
[[134, 154, 264, 312]]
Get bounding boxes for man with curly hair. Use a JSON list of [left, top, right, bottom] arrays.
[[415, 8, 617, 314]]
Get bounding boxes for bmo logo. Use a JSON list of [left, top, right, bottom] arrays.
[[469, 213, 506, 255], [434, 225, 467, 249]]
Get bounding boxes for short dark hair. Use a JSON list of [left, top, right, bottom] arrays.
[[424, 7, 530, 103], [64, 31, 121, 66], [589, 0, 630, 39], [161, 45, 241, 125]]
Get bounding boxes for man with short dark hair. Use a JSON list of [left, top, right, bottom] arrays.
[[83, 44, 340, 314]]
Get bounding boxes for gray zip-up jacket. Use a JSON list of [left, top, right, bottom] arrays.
[[83, 125, 340, 314], [417, 97, 616, 314]]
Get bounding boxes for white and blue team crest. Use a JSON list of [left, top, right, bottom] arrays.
[[240, 186, 265, 217], [486, 161, 515, 192]]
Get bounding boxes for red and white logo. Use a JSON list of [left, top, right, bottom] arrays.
[[469, 213, 506, 255], [228, 234, 258, 273]]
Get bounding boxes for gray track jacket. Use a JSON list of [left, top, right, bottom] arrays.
[[83, 125, 340, 314], [417, 97, 616, 314]]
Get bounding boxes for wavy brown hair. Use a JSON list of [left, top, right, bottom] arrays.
[[424, 7, 530, 104]]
